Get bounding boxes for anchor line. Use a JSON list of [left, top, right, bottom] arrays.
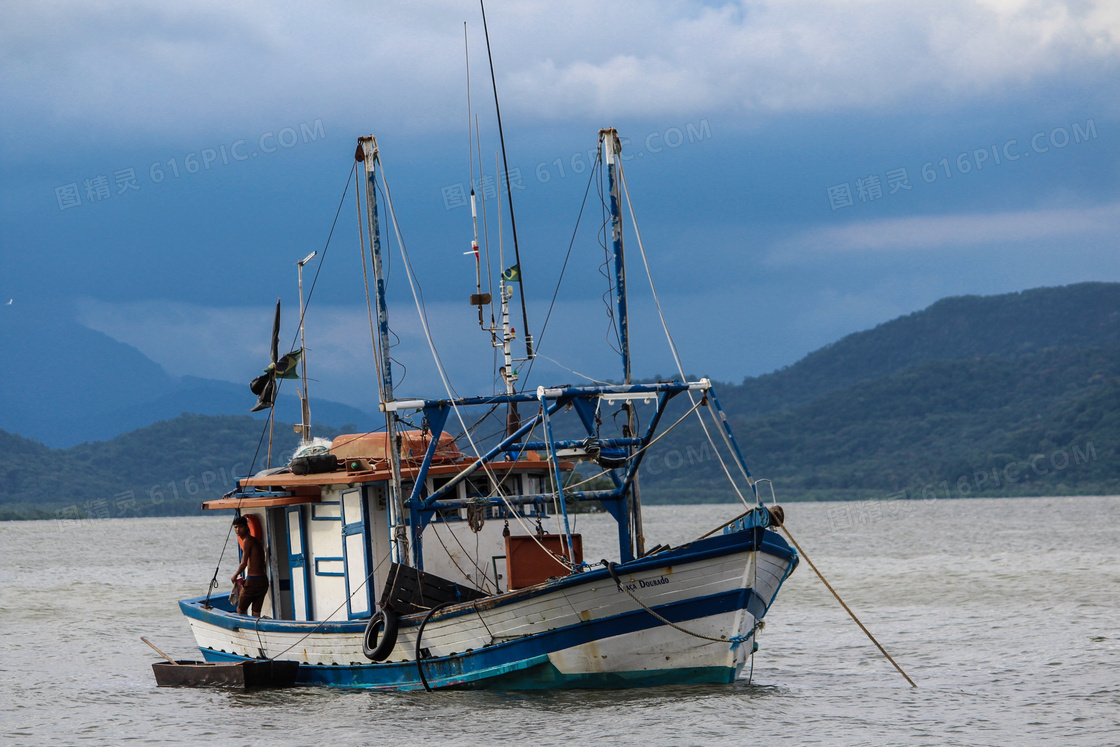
[[779, 523, 918, 688]]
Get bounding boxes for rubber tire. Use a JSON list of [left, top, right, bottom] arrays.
[[362, 609, 400, 662]]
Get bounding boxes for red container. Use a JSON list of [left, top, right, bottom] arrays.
[[505, 534, 583, 590]]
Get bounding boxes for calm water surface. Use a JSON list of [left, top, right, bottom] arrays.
[[2, 497, 1117, 745]]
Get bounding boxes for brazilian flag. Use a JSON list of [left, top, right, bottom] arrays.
[[502, 264, 520, 282], [270, 348, 302, 379]]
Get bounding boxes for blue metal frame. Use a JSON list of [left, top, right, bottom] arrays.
[[405, 405, 450, 569], [359, 379, 746, 569]]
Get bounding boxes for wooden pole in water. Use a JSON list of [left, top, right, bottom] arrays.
[[141, 636, 177, 664], [779, 523, 918, 688]]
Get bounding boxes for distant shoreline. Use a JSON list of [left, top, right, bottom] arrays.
[[4, 492, 1116, 522]]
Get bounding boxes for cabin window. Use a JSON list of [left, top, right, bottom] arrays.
[[312, 501, 341, 520], [434, 506, 463, 522], [314, 558, 346, 576], [466, 476, 491, 498]]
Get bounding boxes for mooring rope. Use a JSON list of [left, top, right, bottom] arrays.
[[778, 521, 917, 688]]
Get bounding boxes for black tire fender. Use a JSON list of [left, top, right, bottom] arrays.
[[362, 608, 400, 662]]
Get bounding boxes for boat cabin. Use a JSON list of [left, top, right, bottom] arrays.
[[203, 431, 577, 622]]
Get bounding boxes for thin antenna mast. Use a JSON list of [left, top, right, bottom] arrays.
[[465, 22, 491, 325], [480, 0, 533, 360]]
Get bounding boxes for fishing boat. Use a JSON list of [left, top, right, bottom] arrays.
[[177, 127, 799, 691]]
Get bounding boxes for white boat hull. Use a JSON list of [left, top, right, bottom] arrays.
[[181, 525, 797, 690]]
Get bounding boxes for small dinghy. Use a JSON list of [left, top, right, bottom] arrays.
[[151, 659, 300, 689], [144, 637, 299, 689]]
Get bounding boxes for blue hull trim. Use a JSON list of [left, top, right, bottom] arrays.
[[199, 647, 737, 690], [182, 525, 798, 690], [485, 661, 739, 689], [191, 586, 760, 690]]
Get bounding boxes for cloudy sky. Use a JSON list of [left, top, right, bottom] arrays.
[[3, 0, 1118, 412]]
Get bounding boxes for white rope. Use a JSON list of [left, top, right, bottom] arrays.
[[605, 562, 748, 645], [615, 161, 752, 506], [532, 351, 612, 385]]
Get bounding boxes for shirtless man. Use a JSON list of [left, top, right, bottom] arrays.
[[231, 516, 268, 617]]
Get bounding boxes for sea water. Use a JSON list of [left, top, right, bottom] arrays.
[[1, 496, 1117, 746]]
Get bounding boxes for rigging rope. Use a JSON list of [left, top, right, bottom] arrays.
[[614, 160, 753, 507], [604, 561, 751, 645], [211, 165, 358, 607], [778, 522, 918, 688]]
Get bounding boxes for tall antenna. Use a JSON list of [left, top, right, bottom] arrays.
[[480, 0, 533, 360], [465, 22, 490, 326]]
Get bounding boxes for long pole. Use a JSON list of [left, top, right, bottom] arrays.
[[603, 128, 630, 384], [296, 251, 316, 443], [602, 128, 643, 557], [358, 136, 409, 565]]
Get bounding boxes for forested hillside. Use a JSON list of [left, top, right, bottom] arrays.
[[0, 416, 330, 520], [642, 345, 1119, 503]]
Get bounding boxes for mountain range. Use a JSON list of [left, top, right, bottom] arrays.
[[1, 282, 1117, 519], [0, 300, 374, 447]]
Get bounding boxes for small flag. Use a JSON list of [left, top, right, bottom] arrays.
[[502, 264, 520, 282], [272, 348, 302, 379], [248, 349, 301, 412]]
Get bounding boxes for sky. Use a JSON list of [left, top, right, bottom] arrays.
[[2, 0, 1119, 414]]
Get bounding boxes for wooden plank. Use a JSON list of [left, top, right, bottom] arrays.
[[201, 490, 321, 511], [236, 460, 570, 490]]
